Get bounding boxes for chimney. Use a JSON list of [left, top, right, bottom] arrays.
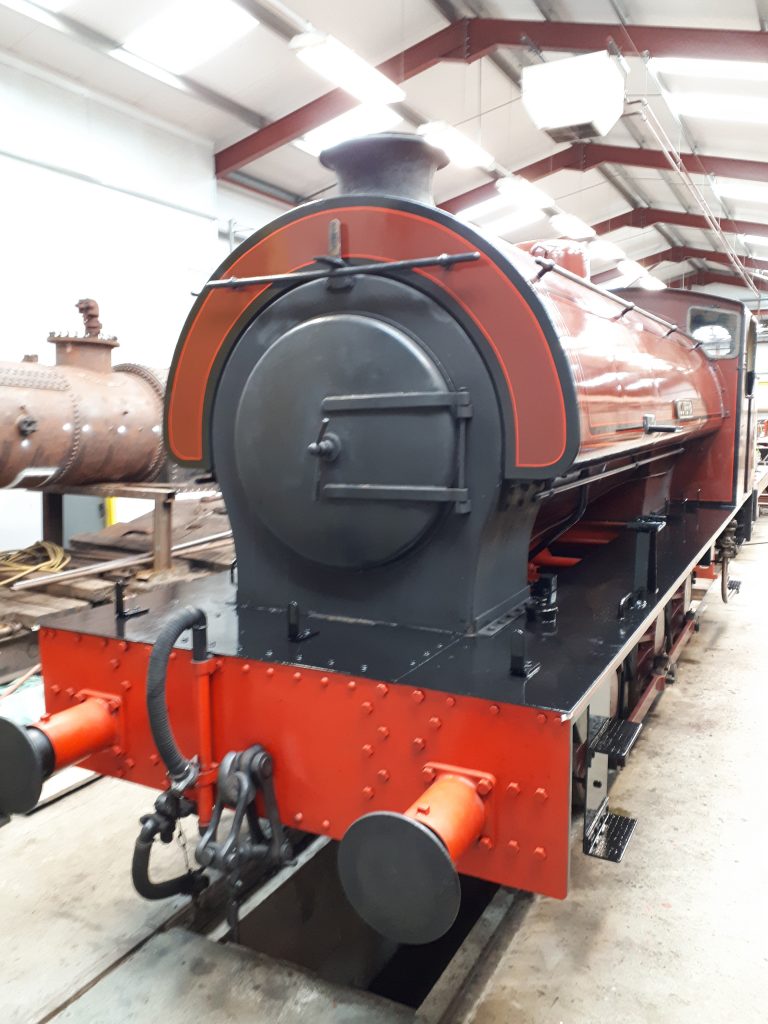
[[320, 132, 448, 206]]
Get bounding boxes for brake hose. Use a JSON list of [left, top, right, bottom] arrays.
[[146, 605, 207, 789]]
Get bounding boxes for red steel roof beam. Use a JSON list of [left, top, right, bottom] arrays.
[[463, 20, 768, 63], [640, 246, 768, 272], [593, 208, 768, 238], [441, 144, 768, 215], [666, 269, 758, 290], [215, 22, 467, 175], [439, 146, 587, 214], [585, 144, 768, 182], [215, 20, 768, 178]]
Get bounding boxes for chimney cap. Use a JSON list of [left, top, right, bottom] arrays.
[[320, 132, 448, 205]]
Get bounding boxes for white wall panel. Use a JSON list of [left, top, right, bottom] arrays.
[[0, 59, 283, 543]]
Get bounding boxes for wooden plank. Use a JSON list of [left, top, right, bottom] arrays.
[[70, 498, 230, 555], [1, 778, 187, 1024], [42, 577, 115, 603], [178, 542, 235, 570], [0, 590, 88, 628], [33, 765, 100, 809]]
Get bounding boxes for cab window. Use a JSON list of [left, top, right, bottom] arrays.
[[688, 307, 739, 359]]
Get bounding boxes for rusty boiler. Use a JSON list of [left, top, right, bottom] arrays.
[[0, 300, 166, 488]]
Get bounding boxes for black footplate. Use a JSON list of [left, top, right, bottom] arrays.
[[589, 717, 642, 767], [585, 811, 637, 863]]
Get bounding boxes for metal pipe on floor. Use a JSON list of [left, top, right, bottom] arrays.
[[10, 531, 233, 591]]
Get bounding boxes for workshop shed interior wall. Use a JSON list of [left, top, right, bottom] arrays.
[[0, 56, 282, 544]]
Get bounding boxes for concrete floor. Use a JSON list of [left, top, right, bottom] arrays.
[[0, 778, 188, 1023], [451, 520, 768, 1024], [1, 522, 766, 1023]]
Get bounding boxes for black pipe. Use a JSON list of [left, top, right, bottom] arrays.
[[530, 484, 589, 559], [146, 605, 207, 786], [535, 447, 685, 501], [131, 815, 208, 900]]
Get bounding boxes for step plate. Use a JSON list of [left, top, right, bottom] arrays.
[[590, 718, 642, 767], [585, 812, 637, 863]]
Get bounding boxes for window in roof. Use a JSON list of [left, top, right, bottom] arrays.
[[666, 92, 768, 124], [291, 33, 404, 106], [715, 181, 768, 205], [33, 0, 72, 10], [651, 57, 768, 83], [120, 0, 258, 75]]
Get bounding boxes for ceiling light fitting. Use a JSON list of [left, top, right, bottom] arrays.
[[290, 32, 404, 106], [417, 122, 494, 170]]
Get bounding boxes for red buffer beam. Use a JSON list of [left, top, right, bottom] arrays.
[[215, 20, 768, 176]]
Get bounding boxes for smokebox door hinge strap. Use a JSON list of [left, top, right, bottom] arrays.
[[317, 390, 473, 513]]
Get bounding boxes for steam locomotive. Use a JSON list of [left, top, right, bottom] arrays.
[[0, 134, 755, 946]]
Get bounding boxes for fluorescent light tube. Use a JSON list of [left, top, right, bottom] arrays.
[[481, 208, 545, 238], [714, 180, 768, 205], [650, 57, 768, 83], [0, 0, 63, 27], [600, 275, 633, 289], [295, 105, 402, 158], [617, 259, 646, 283], [549, 213, 596, 240], [588, 239, 626, 262], [459, 177, 555, 223], [417, 122, 494, 170], [667, 92, 768, 125], [637, 275, 667, 290], [291, 32, 404, 106], [121, 0, 257, 75], [602, 271, 664, 290], [739, 233, 768, 247], [496, 176, 555, 210], [459, 193, 514, 222], [109, 48, 185, 89]]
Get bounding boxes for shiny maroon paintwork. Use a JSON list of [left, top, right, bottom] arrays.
[[502, 240, 726, 466]]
